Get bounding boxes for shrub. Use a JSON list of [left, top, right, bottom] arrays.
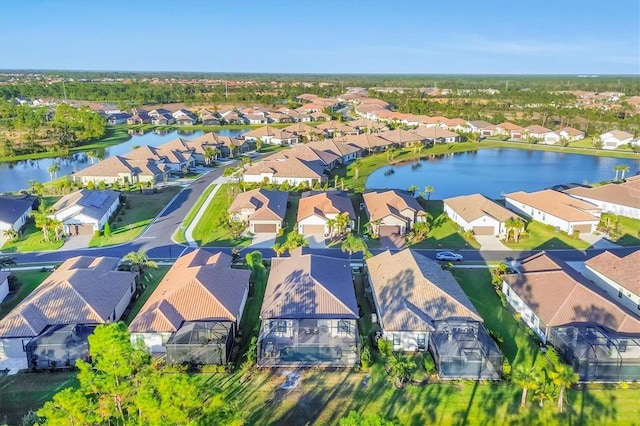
[[377, 338, 393, 359], [502, 357, 512, 380], [103, 221, 111, 237], [360, 344, 372, 370], [422, 352, 436, 375], [93, 230, 101, 237]]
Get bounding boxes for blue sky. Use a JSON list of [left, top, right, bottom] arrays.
[[1, 0, 638, 74]]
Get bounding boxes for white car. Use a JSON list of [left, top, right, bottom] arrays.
[[435, 251, 464, 262]]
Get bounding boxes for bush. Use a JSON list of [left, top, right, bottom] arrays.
[[93, 230, 101, 237], [360, 344, 372, 370], [502, 357, 511, 380], [422, 352, 436, 375], [103, 221, 111, 237], [377, 338, 393, 359]]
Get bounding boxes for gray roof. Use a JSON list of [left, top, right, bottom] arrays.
[[367, 250, 482, 332], [0, 256, 136, 339], [260, 250, 358, 320], [52, 189, 120, 221], [0, 197, 33, 226]]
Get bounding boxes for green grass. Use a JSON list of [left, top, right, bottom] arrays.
[[0, 371, 78, 426], [89, 186, 181, 247], [0, 270, 53, 320], [275, 194, 300, 245], [1, 223, 65, 253], [173, 183, 218, 244], [192, 184, 251, 247], [408, 200, 481, 249], [502, 221, 592, 251], [610, 216, 640, 246], [123, 266, 171, 324]]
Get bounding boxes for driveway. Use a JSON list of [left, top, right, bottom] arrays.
[[250, 233, 277, 249], [476, 235, 510, 251], [306, 234, 326, 249], [60, 233, 93, 251], [379, 234, 405, 250], [579, 232, 621, 249]]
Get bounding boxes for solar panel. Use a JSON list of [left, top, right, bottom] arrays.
[[80, 191, 109, 208]]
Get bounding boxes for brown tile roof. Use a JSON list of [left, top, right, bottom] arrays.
[[129, 250, 250, 333], [379, 128, 423, 144], [444, 193, 520, 223], [363, 189, 425, 222], [339, 133, 392, 150], [0, 256, 136, 338], [228, 189, 288, 222], [282, 122, 318, 136], [243, 156, 325, 180], [297, 191, 356, 222], [565, 176, 640, 210], [504, 252, 640, 332], [497, 122, 524, 131], [442, 118, 467, 127], [260, 251, 358, 319], [411, 126, 459, 140], [506, 189, 601, 222], [559, 127, 585, 137], [525, 125, 553, 133], [603, 130, 634, 141], [285, 145, 340, 166], [308, 140, 361, 157], [367, 250, 482, 332], [585, 250, 640, 295], [348, 118, 387, 130], [467, 120, 494, 129]]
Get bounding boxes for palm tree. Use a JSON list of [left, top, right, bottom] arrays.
[[549, 364, 579, 413], [512, 365, 540, 407], [505, 217, 525, 242], [407, 184, 418, 196], [532, 382, 556, 408], [387, 353, 415, 388], [335, 212, 351, 236], [47, 163, 60, 181], [341, 234, 368, 259], [613, 164, 622, 181], [255, 139, 263, 152], [3, 228, 19, 242], [411, 221, 431, 241], [33, 202, 53, 242], [423, 185, 435, 200], [123, 250, 158, 279], [0, 256, 17, 271], [203, 146, 216, 166], [619, 164, 630, 180], [326, 217, 337, 239], [353, 159, 362, 179], [272, 243, 286, 257]]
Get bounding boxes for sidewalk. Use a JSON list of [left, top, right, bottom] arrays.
[[184, 176, 228, 246]]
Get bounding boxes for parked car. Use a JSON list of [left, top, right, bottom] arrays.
[[436, 251, 463, 261]]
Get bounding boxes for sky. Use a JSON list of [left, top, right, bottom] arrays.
[[0, 0, 639, 75]]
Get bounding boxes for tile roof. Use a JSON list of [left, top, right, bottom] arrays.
[[565, 175, 640, 209], [129, 250, 250, 333], [228, 189, 288, 221], [243, 155, 326, 180], [0, 256, 136, 338], [444, 193, 519, 223], [506, 189, 601, 222], [339, 133, 392, 150], [525, 125, 553, 133], [297, 191, 356, 222], [467, 120, 494, 129], [504, 252, 640, 333], [411, 126, 459, 140], [585, 250, 640, 295], [367, 250, 482, 332], [363, 189, 425, 222], [379, 128, 423, 144], [260, 251, 358, 319], [602, 130, 634, 141]]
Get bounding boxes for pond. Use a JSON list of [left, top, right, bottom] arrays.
[[0, 128, 249, 193], [365, 148, 640, 199]]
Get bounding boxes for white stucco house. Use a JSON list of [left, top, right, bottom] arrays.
[[297, 191, 356, 237], [584, 250, 640, 314], [564, 175, 640, 219], [0, 196, 33, 233], [50, 189, 120, 236], [600, 130, 635, 150], [444, 193, 523, 238]]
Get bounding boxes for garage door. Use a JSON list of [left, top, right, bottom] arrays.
[[473, 226, 495, 236], [572, 224, 592, 234], [379, 225, 401, 237], [302, 225, 325, 236], [74, 224, 95, 236], [254, 223, 277, 233]]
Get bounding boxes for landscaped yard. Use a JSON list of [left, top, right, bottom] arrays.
[[274, 194, 300, 245], [409, 200, 481, 249], [123, 266, 171, 324], [502, 220, 592, 251], [192, 184, 251, 247], [1, 223, 65, 253], [0, 269, 53, 320], [173, 183, 218, 244], [610, 215, 640, 246], [89, 186, 181, 247]]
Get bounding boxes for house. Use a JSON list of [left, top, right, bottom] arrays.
[[126, 110, 151, 125], [339, 133, 393, 154], [524, 125, 553, 141], [73, 154, 168, 185], [282, 122, 320, 140], [542, 132, 562, 144], [505, 189, 601, 234], [558, 127, 585, 141], [50, 189, 120, 236], [106, 113, 131, 125], [266, 112, 293, 123], [502, 252, 640, 382], [283, 144, 341, 171], [129, 250, 250, 365], [0, 271, 9, 303], [199, 109, 221, 126], [464, 120, 494, 135], [0, 196, 33, 233], [363, 189, 427, 237], [0, 256, 136, 368], [348, 118, 387, 133], [309, 111, 331, 122], [600, 130, 635, 149], [495, 122, 524, 139], [242, 155, 326, 186], [220, 111, 243, 125], [151, 113, 175, 126], [172, 109, 198, 126], [444, 194, 523, 238], [243, 113, 267, 125], [315, 121, 359, 138], [411, 126, 461, 144], [308, 140, 362, 164], [379, 128, 424, 147], [257, 250, 359, 367], [564, 175, 640, 219], [242, 126, 299, 145], [367, 250, 502, 380], [584, 250, 640, 315], [148, 108, 171, 117], [228, 189, 288, 234], [217, 135, 250, 158], [297, 191, 356, 238]]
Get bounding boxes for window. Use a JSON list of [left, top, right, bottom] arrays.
[[338, 320, 350, 334], [619, 288, 623, 298], [271, 320, 287, 333], [393, 334, 400, 346], [417, 334, 426, 349], [619, 340, 628, 352]]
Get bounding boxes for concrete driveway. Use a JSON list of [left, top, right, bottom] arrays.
[[306, 234, 326, 248], [250, 233, 277, 249], [579, 232, 621, 249], [61, 233, 93, 251], [476, 235, 510, 251]]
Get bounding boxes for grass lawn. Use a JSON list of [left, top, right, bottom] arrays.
[[1, 223, 65, 253], [502, 221, 591, 251], [0, 371, 78, 426], [123, 266, 171, 324], [409, 200, 481, 249], [192, 184, 251, 247], [275, 194, 300, 245], [89, 186, 181, 247], [0, 270, 53, 320], [610, 215, 640, 246], [173, 183, 218, 244]]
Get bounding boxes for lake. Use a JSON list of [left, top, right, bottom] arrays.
[[365, 148, 640, 199], [0, 128, 248, 193]]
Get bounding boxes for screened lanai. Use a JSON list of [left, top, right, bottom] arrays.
[[165, 321, 233, 365], [25, 324, 94, 370], [429, 321, 502, 380], [549, 325, 640, 382]]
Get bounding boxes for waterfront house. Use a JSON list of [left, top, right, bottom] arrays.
[[444, 193, 523, 238], [600, 130, 635, 149], [363, 189, 427, 237], [564, 175, 640, 219]]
